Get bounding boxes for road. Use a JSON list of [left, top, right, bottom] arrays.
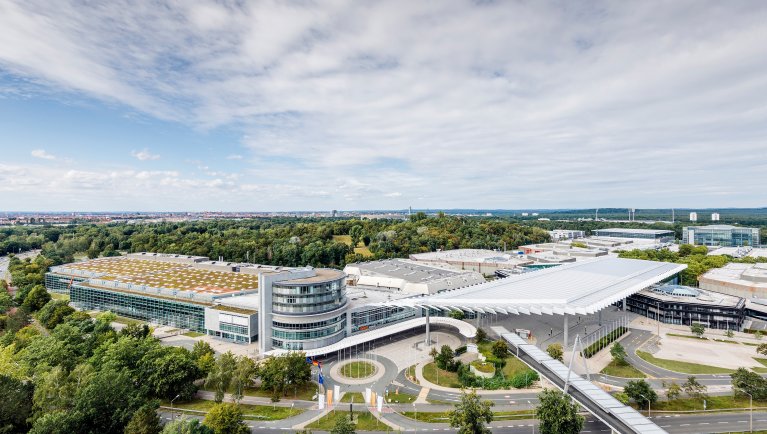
[[0, 249, 40, 281], [159, 409, 767, 433]]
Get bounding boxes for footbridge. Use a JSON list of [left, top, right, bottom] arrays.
[[495, 326, 666, 434]]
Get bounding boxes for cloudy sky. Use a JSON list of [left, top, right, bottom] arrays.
[[1, 1, 766, 211]]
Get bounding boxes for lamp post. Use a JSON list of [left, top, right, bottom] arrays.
[[170, 393, 181, 420], [413, 402, 417, 433], [639, 394, 651, 418], [744, 391, 753, 432]]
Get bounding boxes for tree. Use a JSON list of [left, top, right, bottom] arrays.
[[73, 368, 148, 434], [665, 381, 682, 401], [731, 367, 767, 400], [546, 344, 563, 363], [0, 291, 12, 314], [435, 345, 456, 371], [36, 299, 75, 330], [0, 374, 34, 434], [120, 323, 151, 339], [758, 343, 767, 356], [203, 403, 249, 434], [124, 402, 163, 434], [536, 388, 584, 434], [682, 376, 707, 399], [330, 415, 356, 434], [756, 330, 764, 341], [22, 285, 51, 311], [28, 410, 83, 434], [192, 341, 216, 375], [624, 380, 657, 409], [161, 418, 214, 434], [449, 310, 465, 320], [491, 340, 509, 360], [142, 346, 200, 401], [614, 392, 630, 405], [475, 328, 487, 343], [690, 323, 705, 338], [205, 351, 236, 403], [610, 342, 627, 365], [349, 226, 363, 248], [231, 356, 256, 403], [725, 329, 734, 338], [448, 389, 494, 434]]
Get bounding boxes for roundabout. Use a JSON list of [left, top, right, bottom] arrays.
[[329, 358, 387, 385]]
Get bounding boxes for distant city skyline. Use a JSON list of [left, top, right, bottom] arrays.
[[1, 1, 766, 211]]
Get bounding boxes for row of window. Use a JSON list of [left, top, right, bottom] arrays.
[[272, 313, 346, 331], [70, 284, 206, 332], [273, 292, 344, 305], [272, 281, 344, 296], [272, 319, 346, 340], [219, 323, 248, 335], [272, 297, 347, 314]]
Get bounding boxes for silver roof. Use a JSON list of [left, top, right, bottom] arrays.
[[383, 257, 686, 315]]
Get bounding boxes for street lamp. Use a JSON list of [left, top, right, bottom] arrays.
[[413, 402, 417, 433], [743, 390, 753, 432], [639, 394, 651, 418], [170, 394, 181, 420]]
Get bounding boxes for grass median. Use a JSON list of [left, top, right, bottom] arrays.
[[600, 360, 646, 378], [306, 411, 381, 430], [162, 399, 303, 420], [636, 350, 735, 374]]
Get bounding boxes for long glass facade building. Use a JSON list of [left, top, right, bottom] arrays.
[[682, 225, 760, 247]]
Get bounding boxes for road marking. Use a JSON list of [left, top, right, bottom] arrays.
[[718, 421, 729, 424], [699, 422, 709, 425]]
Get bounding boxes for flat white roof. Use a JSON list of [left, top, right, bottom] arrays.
[[594, 228, 674, 235], [384, 257, 686, 315]]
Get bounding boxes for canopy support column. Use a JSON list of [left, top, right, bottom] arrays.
[[425, 308, 431, 346], [563, 314, 569, 350]]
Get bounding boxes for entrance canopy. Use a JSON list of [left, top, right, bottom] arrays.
[[383, 257, 686, 316]]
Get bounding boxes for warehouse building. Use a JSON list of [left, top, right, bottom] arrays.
[[408, 249, 533, 275], [699, 263, 767, 299], [343, 259, 485, 295]]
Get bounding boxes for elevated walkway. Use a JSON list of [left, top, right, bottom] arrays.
[[493, 326, 666, 434], [265, 316, 476, 358]]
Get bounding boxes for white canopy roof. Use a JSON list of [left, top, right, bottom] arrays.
[[383, 257, 686, 316]]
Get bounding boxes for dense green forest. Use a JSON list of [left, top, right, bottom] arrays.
[[1, 215, 551, 268]]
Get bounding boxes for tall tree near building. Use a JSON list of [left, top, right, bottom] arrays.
[[449, 389, 494, 434], [536, 389, 584, 434]]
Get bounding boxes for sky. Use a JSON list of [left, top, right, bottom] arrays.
[[1, 1, 766, 212]]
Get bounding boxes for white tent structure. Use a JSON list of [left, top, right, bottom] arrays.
[[382, 257, 687, 347]]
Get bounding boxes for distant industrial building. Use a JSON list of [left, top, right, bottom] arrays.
[[626, 284, 745, 330], [343, 259, 485, 295], [712, 213, 720, 222], [682, 225, 760, 247], [592, 228, 675, 242], [690, 212, 698, 222], [519, 243, 607, 260], [549, 229, 585, 241], [708, 247, 767, 259], [408, 249, 532, 275], [699, 263, 767, 299]]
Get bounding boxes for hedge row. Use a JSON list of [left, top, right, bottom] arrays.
[[582, 326, 627, 358]]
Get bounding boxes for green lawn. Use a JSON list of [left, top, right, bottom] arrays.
[[49, 292, 70, 301], [477, 341, 529, 377], [341, 392, 364, 403], [306, 411, 382, 431], [354, 246, 374, 257], [182, 331, 204, 337], [422, 363, 461, 388], [200, 383, 318, 401], [333, 235, 374, 257], [471, 360, 495, 373], [401, 410, 536, 423], [162, 399, 302, 420], [600, 360, 646, 378], [387, 392, 417, 404], [340, 361, 376, 378], [667, 333, 708, 340], [650, 395, 767, 412], [713, 338, 740, 344], [636, 350, 735, 374], [332, 235, 353, 245]]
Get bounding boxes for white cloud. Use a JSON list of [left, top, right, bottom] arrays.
[[131, 148, 160, 161], [1, 1, 767, 210], [226, 154, 243, 160], [30, 149, 56, 160]]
